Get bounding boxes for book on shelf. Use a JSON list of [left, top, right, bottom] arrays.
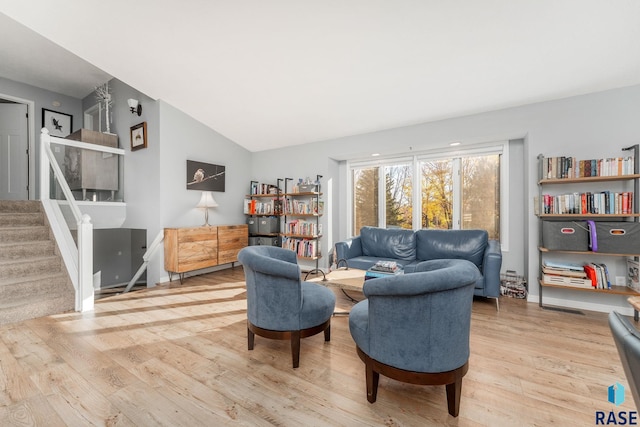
[[250, 182, 280, 196], [583, 263, 611, 289], [544, 155, 635, 179], [542, 260, 585, 271], [542, 274, 592, 288], [542, 260, 612, 289], [281, 237, 320, 258], [542, 267, 587, 278], [628, 258, 640, 291], [243, 199, 257, 215], [541, 191, 633, 215]]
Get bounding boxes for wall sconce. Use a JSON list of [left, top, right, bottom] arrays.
[[127, 98, 142, 116], [196, 191, 219, 226]]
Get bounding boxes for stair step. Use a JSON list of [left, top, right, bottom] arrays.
[[0, 226, 50, 243], [0, 212, 44, 227], [0, 200, 42, 214], [0, 272, 72, 302], [0, 200, 76, 325], [0, 295, 75, 325], [0, 256, 62, 280], [0, 241, 56, 261]]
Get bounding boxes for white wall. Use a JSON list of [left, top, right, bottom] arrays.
[[252, 84, 640, 314], [153, 101, 252, 284]]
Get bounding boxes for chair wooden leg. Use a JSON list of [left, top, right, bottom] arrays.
[[248, 327, 255, 350], [324, 325, 331, 342], [291, 331, 301, 368], [445, 375, 463, 417], [365, 358, 379, 403]]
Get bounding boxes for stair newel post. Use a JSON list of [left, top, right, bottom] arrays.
[[77, 214, 94, 312], [40, 128, 51, 201]]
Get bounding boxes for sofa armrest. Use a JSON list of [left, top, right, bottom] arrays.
[[482, 239, 503, 298], [334, 236, 363, 264]]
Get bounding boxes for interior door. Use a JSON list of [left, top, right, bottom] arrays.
[[0, 103, 29, 200]]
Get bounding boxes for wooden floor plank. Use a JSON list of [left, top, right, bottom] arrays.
[[0, 267, 637, 426]]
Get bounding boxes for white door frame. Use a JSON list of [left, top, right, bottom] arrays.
[[0, 93, 35, 200], [84, 103, 102, 132]]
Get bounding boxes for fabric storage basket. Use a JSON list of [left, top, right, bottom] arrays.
[[257, 236, 280, 246], [246, 217, 258, 234], [258, 217, 279, 234], [542, 221, 589, 251], [589, 221, 640, 254]]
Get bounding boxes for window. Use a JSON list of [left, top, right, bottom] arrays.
[[420, 159, 453, 230], [352, 167, 379, 236], [461, 154, 500, 239], [384, 164, 413, 229], [349, 145, 504, 241]]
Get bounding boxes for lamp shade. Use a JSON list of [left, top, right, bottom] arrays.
[[127, 98, 139, 109], [196, 191, 219, 208]]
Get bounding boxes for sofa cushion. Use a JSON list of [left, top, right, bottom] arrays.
[[360, 226, 416, 261], [415, 229, 488, 269]]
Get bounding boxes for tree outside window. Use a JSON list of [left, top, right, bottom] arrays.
[[462, 154, 500, 239], [384, 164, 412, 229], [420, 159, 453, 229], [351, 150, 501, 240], [352, 167, 379, 235]]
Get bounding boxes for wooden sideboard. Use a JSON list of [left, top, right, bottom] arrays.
[[164, 224, 248, 282]]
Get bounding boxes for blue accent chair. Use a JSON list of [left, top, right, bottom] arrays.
[[349, 259, 481, 417], [609, 311, 640, 409], [238, 245, 336, 368]]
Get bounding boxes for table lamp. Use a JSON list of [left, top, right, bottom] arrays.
[[196, 191, 218, 226]]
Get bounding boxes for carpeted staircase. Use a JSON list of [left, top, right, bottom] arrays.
[[0, 200, 75, 325]]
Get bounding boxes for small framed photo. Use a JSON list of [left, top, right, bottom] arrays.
[[130, 122, 147, 151], [42, 108, 73, 137]]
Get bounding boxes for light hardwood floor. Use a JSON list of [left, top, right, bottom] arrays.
[[0, 267, 636, 426]]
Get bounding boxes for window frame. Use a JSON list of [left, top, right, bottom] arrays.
[[347, 142, 509, 251]]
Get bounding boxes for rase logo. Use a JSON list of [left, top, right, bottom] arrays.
[[595, 382, 638, 425]]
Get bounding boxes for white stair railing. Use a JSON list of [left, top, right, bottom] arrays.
[[40, 128, 94, 312], [123, 230, 164, 293]]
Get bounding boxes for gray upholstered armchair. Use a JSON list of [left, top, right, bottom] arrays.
[[609, 311, 640, 409], [238, 245, 336, 368], [349, 259, 481, 417]]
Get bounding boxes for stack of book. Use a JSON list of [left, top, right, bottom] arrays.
[[542, 260, 592, 289], [365, 261, 404, 280], [583, 263, 611, 289]]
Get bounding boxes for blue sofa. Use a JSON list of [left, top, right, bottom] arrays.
[[334, 226, 502, 300]]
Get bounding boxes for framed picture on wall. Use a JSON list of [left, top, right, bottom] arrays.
[[186, 160, 226, 192], [42, 108, 73, 137], [130, 122, 147, 151]]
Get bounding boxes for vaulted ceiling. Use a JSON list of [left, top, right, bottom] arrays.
[[1, 1, 639, 152]]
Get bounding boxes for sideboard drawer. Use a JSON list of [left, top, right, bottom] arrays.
[[218, 224, 248, 265], [164, 226, 218, 274]]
